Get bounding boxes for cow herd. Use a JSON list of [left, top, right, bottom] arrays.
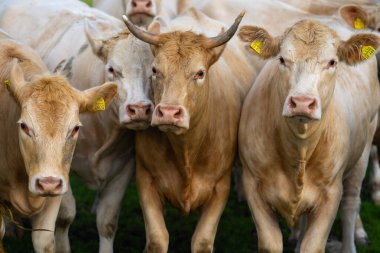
[[0, 0, 379, 253]]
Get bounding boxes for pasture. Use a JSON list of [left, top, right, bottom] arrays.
[[2, 0, 380, 252], [3, 172, 380, 252]]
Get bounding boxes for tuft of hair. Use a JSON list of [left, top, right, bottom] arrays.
[[338, 33, 379, 65]]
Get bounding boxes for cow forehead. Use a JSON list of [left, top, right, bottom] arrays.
[[281, 20, 339, 61], [21, 76, 80, 134], [156, 31, 209, 68]]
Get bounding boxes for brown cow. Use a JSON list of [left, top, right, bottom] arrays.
[[123, 9, 254, 252], [0, 31, 117, 252], [238, 20, 380, 252]]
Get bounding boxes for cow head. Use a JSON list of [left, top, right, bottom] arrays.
[[7, 60, 117, 196], [85, 19, 154, 130], [125, 0, 161, 27], [123, 12, 244, 135], [339, 4, 380, 32], [239, 20, 379, 125]]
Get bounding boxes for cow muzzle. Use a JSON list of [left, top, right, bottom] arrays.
[[283, 95, 321, 121], [151, 104, 190, 134], [30, 174, 67, 196], [120, 101, 153, 130]]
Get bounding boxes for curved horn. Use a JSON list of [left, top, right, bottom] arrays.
[[203, 11, 245, 49], [122, 15, 161, 46]]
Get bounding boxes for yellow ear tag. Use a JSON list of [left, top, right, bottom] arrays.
[[250, 40, 263, 54], [361, 45, 376, 60], [94, 97, 106, 111], [3, 80, 10, 91], [354, 18, 365, 30]]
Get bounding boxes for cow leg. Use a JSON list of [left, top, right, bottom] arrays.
[[137, 166, 168, 253], [299, 184, 342, 253], [31, 196, 62, 253], [354, 214, 369, 245], [55, 184, 76, 253], [96, 159, 134, 253], [370, 145, 380, 205], [339, 141, 372, 253], [242, 169, 282, 253], [191, 174, 230, 253]]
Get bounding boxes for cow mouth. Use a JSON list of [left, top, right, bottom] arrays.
[[156, 124, 188, 135], [129, 13, 154, 26], [285, 114, 319, 123], [123, 120, 150, 130]]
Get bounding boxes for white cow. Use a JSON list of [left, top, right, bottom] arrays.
[[238, 18, 380, 253], [93, 0, 178, 26], [0, 0, 153, 252]]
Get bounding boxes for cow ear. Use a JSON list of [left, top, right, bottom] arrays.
[[338, 33, 379, 65], [8, 59, 27, 104], [238, 26, 281, 59], [85, 19, 119, 63], [79, 82, 118, 113], [339, 5, 370, 30]]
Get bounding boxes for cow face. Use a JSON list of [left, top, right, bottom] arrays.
[[8, 61, 117, 196], [85, 20, 154, 130], [239, 20, 379, 124], [125, 0, 161, 27], [123, 12, 244, 135]]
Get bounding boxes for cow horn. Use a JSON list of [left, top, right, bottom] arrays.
[[203, 11, 245, 49], [122, 15, 161, 46]]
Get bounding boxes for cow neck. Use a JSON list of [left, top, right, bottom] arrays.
[[278, 104, 333, 207]]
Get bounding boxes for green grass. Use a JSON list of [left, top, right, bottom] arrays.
[[3, 170, 380, 253]]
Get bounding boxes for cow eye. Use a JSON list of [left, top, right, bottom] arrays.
[[194, 70, 205, 80], [279, 56, 285, 66], [70, 125, 81, 138], [327, 59, 336, 68], [152, 67, 157, 75], [20, 122, 31, 136], [108, 66, 114, 74]]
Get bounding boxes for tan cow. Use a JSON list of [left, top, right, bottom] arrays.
[[238, 20, 380, 253], [123, 8, 255, 252], [0, 31, 117, 252]]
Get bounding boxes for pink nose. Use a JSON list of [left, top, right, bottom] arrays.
[[36, 177, 63, 195], [289, 96, 317, 113], [131, 0, 152, 12], [126, 103, 152, 121], [156, 105, 184, 123]]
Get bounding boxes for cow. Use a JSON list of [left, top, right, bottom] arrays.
[[123, 8, 257, 252], [0, 30, 117, 253], [238, 19, 380, 253], [0, 0, 153, 252], [93, 0, 178, 26]]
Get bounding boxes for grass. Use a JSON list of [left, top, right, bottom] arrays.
[[3, 170, 380, 253]]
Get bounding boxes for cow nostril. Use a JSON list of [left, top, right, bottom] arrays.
[[132, 0, 137, 7], [127, 105, 136, 116], [289, 97, 297, 108], [157, 107, 164, 117], [146, 0, 152, 7], [309, 100, 317, 110], [145, 107, 151, 116], [173, 108, 183, 119]]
